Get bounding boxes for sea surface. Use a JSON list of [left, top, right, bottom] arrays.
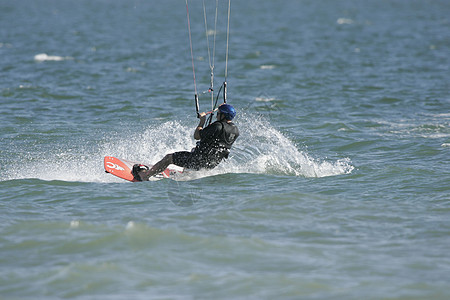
[[1, 0, 449, 299]]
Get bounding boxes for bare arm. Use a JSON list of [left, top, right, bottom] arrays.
[[194, 112, 207, 140]]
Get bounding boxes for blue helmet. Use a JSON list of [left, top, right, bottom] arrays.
[[218, 104, 236, 120]]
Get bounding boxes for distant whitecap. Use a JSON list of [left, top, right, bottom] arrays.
[[70, 220, 80, 228], [260, 65, 276, 70], [337, 18, 354, 25], [34, 53, 72, 62], [126, 67, 138, 73], [255, 96, 275, 102], [206, 29, 216, 36], [126, 221, 135, 230]]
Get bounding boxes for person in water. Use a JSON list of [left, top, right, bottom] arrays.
[[132, 103, 239, 181]]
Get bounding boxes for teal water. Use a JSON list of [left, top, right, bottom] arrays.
[[1, 0, 449, 299]]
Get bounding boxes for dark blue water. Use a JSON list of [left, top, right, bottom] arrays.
[[1, 0, 449, 299]]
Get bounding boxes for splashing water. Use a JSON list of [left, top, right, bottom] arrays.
[[228, 115, 354, 178], [3, 115, 353, 182], [101, 115, 354, 180]]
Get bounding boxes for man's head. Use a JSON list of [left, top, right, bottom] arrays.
[[218, 104, 236, 121]]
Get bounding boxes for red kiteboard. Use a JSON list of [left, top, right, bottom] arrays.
[[104, 156, 183, 182]]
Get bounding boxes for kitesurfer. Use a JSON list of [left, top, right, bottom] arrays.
[[132, 103, 239, 181]]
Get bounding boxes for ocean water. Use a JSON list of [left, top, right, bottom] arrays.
[[1, 0, 449, 299]]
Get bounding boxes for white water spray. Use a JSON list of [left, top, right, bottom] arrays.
[[3, 115, 353, 182]]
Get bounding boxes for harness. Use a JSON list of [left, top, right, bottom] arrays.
[[195, 121, 238, 159]]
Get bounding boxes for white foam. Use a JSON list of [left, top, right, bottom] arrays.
[[206, 29, 216, 36], [34, 53, 73, 62], [255, 96, 276, 102], [126, 221, 135, 230], [260, 65, 276, 70], [337, 18, 354, 25], [70, 220, 80, 228], [226, 115, 354, 177]]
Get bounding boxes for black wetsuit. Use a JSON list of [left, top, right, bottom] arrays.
[[172, 120, 239, 170]]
